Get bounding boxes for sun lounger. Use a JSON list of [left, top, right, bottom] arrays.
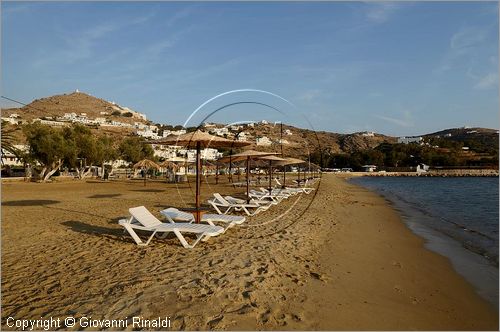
[[275, 179, 315, 194], [223, 195, 275, 210], [259, 187, 293, 198], [208, 193, 267, 216], [159, 207, 245, 232], [249, 189, 284, 203], [119, 206, 224, 248]]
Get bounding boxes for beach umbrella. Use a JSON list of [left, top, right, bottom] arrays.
[[166, 156, 192, 177], [275, 157, 305, 187], [159, 160, 179, 181], [228, 150, 279, 202], [133, 159, 161, 170], [156, 130, 250, 221], [159, 160, 179, 169], [256, 155, 287, 191], [133, 159, 160, 186]]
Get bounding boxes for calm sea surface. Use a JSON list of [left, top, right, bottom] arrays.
[[350, 176, 499, 305]]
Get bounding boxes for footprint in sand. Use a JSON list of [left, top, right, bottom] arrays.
[[259, 309, 271, 323], [310, 272, 325, 281], [392, 261, 402, 268], [207, 315, 224, 329]]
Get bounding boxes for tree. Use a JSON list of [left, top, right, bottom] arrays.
[[60, 125, 120, 180], [23, 123, 72, 182], [119, 136, 154, 164]]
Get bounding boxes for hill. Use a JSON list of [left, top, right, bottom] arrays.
[[1, 91, 497, 169], [2, 91, 149, 125]]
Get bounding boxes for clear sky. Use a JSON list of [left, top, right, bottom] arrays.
[[2, 1, 498, 136]]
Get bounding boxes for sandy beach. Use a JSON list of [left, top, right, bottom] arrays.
[[1, 174, 498, 330]]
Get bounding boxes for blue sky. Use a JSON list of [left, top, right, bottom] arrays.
[[2, 1, 498, 136]]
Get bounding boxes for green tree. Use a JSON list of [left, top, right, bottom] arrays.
[[119, 136, 154, 164], [23, 123, 72, 182], [61, 125, 120, 179]]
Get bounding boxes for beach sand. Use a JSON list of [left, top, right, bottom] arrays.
[[1, 174, 498, 330]]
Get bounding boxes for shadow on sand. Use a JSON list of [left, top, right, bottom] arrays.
[[87, 194, 122, 199], [2, 200, 60, 207], [62, 220, 124, 240], [130, 189, 165, 193]]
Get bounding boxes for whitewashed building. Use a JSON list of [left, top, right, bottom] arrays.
[[397, 136, 423, 144], [256, 136, 272, 146]]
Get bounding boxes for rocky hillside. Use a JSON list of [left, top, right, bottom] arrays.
[[234, 123, 395, 158], [2, 91, 149, 125]]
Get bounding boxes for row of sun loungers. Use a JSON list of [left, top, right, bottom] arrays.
[[119, 179, 317, 248]]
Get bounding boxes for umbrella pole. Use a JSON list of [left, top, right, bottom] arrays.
[[229, 154, 232, 183], [297, 165, 300, 182], [195, 142, 201, 222], [268, 160, 272, 191], [215, 164, 219, 184], [246, 157, 250, 203], [283, 165, 286, 189]]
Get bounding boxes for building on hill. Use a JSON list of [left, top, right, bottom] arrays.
[[1, 117, 20, 125], [256, 136, 272, 146], [230, 125, 243, 131], [210, 127, 229, 136], [237, 132, 250, 141], [284, 129, 293, 136], [34, 119, 68, 127], [397, 136, 423, 144], [1, 144, 29, 167], [361, 131, 375, 137]]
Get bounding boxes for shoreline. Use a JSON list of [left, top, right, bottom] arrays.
[[301, 175, 498, 330], [1, 175, 498, 330], [353, 177, 498, 306]]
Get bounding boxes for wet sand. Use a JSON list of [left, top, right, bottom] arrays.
[[1, 174, 498, 330]]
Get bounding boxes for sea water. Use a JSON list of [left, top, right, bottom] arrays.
[[350, 176, 499, 307]]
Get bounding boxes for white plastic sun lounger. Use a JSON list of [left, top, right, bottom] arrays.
[[208, 193, 266, 216], [259, 187, 292, 199], [119, 206, 224, 248], [275, 179, 315, 194], [224, 195, 276, 210], [159, 207, 245, 232], [249, 188, 289, 204], [249, 189, 284, 203]]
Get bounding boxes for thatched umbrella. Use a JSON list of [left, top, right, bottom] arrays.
[[159, 160, 179, 182], [256, 155, 287, 191], [227, 150, 278, 202], [159, 160, 179, 169], [155, 130, 250, 221], [133, 159, 160, 186], [275, 157, 305, 187]]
